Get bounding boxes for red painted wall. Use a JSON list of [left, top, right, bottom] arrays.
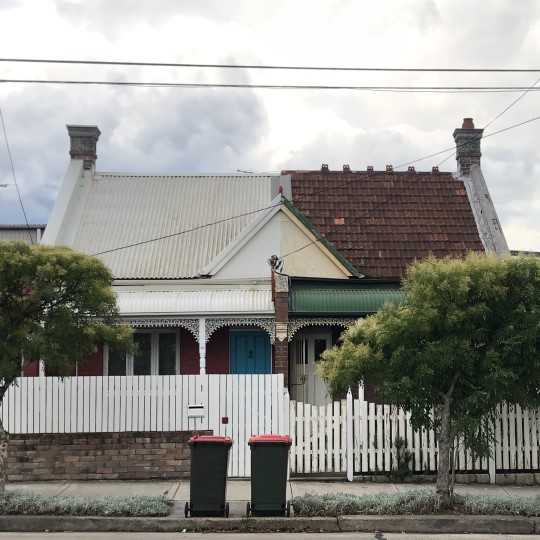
[[78, 345, 104, 376], [179, 328, 199, 374], [22, 360, 39, 377], [206, 327, 230, 374], [179, 327, 231, 374]]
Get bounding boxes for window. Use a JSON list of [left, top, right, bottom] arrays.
[[105, 330, 179, 375]]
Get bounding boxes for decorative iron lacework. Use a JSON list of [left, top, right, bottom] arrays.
[[206, 318, 275, 343], [121, 318, 200, 341], [287, 318, 358, 341]]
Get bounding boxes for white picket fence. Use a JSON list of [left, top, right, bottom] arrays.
[[289, 391, 540, 479], [2, 376, 540, 479], [0, 374, 289, 478]]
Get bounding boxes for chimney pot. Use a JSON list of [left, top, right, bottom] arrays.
[[462, 118, 475, 129], [67, 125, 101, 170]]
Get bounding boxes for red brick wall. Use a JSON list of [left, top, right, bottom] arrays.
[[206, 327, 229, 373], [6, 431, 209, 481], [274, 290, 289, 384]]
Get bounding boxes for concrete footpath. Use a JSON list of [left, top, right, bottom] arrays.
[[3, 479, 540, 534]]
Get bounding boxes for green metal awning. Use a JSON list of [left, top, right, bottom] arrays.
[[290, 287, 404, 316]]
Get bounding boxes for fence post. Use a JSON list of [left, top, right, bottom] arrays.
[[488, 418, 496, 484], [347, 387, 354, 481]]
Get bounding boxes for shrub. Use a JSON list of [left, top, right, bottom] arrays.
[[0, 490, 172, 516], [291, 490, 540, 517]]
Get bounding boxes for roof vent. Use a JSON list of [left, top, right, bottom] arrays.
[[343, 164, 351, 172], [432, 166, 440, 173], [386, 165, 393, 174], [408, 166, 416, 173], [321, 164, 329, 172], [367, 166, 374, 172]]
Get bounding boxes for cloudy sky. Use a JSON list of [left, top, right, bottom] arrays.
[[1, 0, 540, 250]]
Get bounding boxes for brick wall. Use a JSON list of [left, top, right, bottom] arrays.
[[7, 430, 208, 482]]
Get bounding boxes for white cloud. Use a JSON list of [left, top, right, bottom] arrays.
[[1, 0, 540, 250]]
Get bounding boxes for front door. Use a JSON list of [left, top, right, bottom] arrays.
[[230, 330, 271, 374], [290, 330, 332, 405]]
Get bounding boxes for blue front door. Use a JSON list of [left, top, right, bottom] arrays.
[[230, 330, 271, 374]]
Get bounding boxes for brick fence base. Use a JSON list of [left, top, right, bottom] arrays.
[[7, 431, 209, 482]]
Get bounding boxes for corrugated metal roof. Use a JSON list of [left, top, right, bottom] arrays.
[[69, 174, 277, 279], [290, 288, 404, 315], [116, 289, 273, 315], [0, 226, 45, 243]]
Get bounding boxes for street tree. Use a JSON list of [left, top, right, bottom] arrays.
[[0, 241, 132, 492], [319, 253, 540, 498]]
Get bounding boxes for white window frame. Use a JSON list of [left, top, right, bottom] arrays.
[[104, 329, 180, 375]]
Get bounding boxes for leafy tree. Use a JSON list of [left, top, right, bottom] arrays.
[[0, 241, 132, 493], [319, 253, 540, 498]]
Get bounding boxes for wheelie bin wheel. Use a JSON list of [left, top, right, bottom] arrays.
[[184, 502, 189, 518], [286, 501, 291, 517], [224, 502, 229, 518], [246, 502, 251, 517]]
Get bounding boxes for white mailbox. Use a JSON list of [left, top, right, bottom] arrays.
[[187, 403, 205, 418]]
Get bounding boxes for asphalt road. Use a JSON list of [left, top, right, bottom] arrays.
[[3, 534, 540, 539]]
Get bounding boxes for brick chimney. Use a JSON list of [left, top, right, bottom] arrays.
[[66, 125, 101, 170], [453, 118, 483, 176]]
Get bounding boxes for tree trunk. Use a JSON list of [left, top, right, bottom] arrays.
[[436, 393, 452, 499], [0, 417, 7, 495]]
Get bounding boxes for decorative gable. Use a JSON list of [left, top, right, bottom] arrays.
[[203, 196, 356, 280]]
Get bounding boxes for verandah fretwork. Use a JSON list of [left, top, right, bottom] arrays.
[[287, 318, 358, 341], [205, 318, 275, 343]]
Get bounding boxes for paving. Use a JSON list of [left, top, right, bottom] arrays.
[[3, 478, 540, 534]]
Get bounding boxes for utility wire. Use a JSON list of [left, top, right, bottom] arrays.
[[279, 77, 540, 261], [0, 106, 33, 243], [484, 76, 540, 130], [90, 114, 540, 258], [3, 79, 540, 93], [2, 58, 540, 73]]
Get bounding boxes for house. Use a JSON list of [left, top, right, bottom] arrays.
[[0, 224, 46, 243], [36, 119, 508, 405]]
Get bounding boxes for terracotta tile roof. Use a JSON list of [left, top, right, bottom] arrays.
[[286, 169, 484, 279]]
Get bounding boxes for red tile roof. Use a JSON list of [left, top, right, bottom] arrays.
[[287, 169, 484, 279]]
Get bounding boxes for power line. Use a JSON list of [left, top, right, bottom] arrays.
[[89, 114, 540, 259], [279, 90, 540, 261], [0, 106, 33, 243], [2, 58, 540, 73], [3, 79, 540, 93]]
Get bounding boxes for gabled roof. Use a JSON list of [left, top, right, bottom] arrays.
[[287, 169, 484, 279], [48, 172, 288, 279], [202, 194, 361, 279]]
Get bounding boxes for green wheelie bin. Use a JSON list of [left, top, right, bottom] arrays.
[[185, 435, 232, 518], [247, 434, 292, 517]]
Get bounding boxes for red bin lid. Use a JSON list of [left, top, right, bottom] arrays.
[[188, 435, 232, 445], [248, 434, 292, 445]]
